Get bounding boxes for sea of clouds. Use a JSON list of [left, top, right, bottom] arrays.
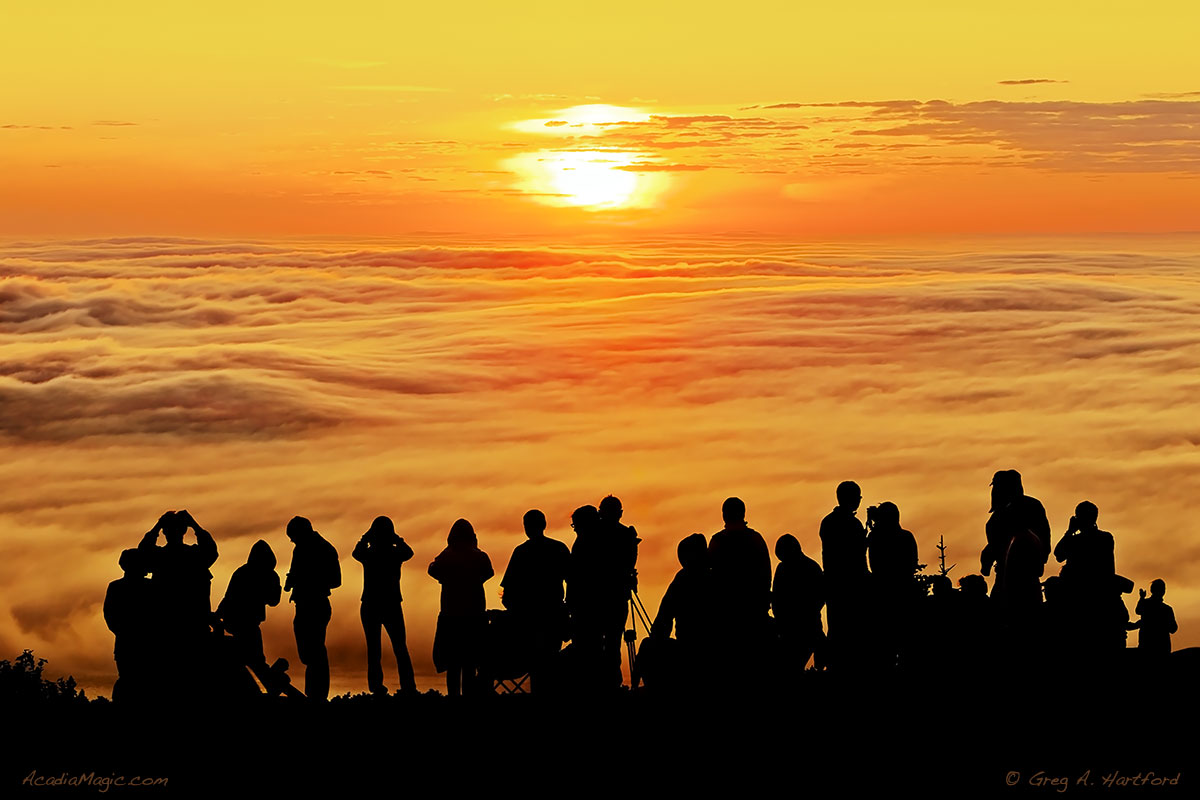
[[3, 234, 1198, 695]]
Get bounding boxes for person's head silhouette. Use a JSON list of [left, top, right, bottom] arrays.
[[448, 518, 476, 549], [1150, 578, 1166, 598], [523, 509, 546, 539], [873, 501, 900, 529], [118, 547, 147, 577], [571, 505, 599, 536], [722, 497, 746, 526], [161, 511, 188, 545], [365, 515, 396, 543], [286, 516, 315, 544], [248, 539, 276, 569], [1074, 501, 1099, 529], [598, 495, 623, 522], [836, 481, 862, 512], [775, 533, 803, 563], [958, 574, 987, 597], [678, 533, 708, 570]]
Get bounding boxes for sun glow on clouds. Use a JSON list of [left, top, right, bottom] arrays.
[[506, 105, 671, 210], [505, 150, 668, 209]]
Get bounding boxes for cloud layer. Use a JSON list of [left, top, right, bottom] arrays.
[[3, 235, 1199, 693]]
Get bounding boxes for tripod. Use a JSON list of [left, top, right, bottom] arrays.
[[624, 588, 654, 689]]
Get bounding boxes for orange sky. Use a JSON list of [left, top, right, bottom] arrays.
[[3, 1, 1199, 236], [3, 3, 1200, 697]]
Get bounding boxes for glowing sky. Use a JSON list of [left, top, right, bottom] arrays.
[[4, 1, 1200, 236], [2, 4, 1199, 695]]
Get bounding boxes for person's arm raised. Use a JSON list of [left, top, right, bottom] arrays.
[[180, 510, 218, 566]]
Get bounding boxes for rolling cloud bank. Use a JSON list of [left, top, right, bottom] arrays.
[[3, 234, 1199, 694]]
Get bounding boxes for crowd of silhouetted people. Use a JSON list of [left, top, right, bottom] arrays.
[[103, 472, 1181, 704]]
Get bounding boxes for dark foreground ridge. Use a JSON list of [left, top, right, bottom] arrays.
[[4, 664, 1197, 796]]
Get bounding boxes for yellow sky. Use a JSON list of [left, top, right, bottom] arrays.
[[3, 2, 1199, 236]]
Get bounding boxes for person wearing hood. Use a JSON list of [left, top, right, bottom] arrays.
[[428, 519, 494, 697], [217, 539, 282, 689]]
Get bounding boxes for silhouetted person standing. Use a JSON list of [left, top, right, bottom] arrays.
[[1053, 501, 1118, 656], [353, 516, 417, 697], [429, 519, 494, 697], [501, 509, 570, 694], [137, 509, 219, 688], [567, 504, 607, 688], [708, 497, 771, 679], [138, 510, 219, 634], [981, 470, 1051, 604], [217, 539, 282, 690], [820, 481, 868, 671], [1132, 580, 1177, 657], [568, 498, 639, 690], [104, 548, 153, 703], [1054, 501, 1115, 586], [772, 534, 825, 678], [865, 502, 919, 669], [285, 516, 341, 702], [596, 495, 640, 687]]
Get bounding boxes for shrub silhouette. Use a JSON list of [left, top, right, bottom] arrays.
[[0, 650, 88, 706]]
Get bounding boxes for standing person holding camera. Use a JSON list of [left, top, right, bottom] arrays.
[[353, 515, 418, 697], [137, 509, 219, 693]]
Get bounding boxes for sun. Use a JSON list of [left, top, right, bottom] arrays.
[[505, 150, 667, 210]]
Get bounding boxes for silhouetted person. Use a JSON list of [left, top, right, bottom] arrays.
[[647, 533, 714, 692], [1054, 501, 1115, 586], [981, 470, 1051, 605], [103, 548, 153, 703], [1132, 579, 1177, 657], [708, 497, 771, 680], [864, 502, 919, 669], [654, 533, 715, 649], [137, 510, 219, 687], [956, 574, 995, 669], [772, 534, 825, 677], [216, 539, 281, 690], [1053, 501, 1119, 656], [138, 509, 219, 635], [429, 519, 494, 697], [567, 498, 639, 690], [353, 515, 417, 697], [567, 504, 607, 689], [285, 516, 341, 701], [820, 481, 868, 670], [596, 495, 640, 687], [866, 502, 918, 591], [1001, 523, 1046, 648], [501, 509, 570, 694]]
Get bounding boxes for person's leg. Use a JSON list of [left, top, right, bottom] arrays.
[[362, 602, 385, 694], [309, 599, 331, 701], [383, 603, 417, 693], [447, 663, 461, 697], [294, 601, 330, 701]]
